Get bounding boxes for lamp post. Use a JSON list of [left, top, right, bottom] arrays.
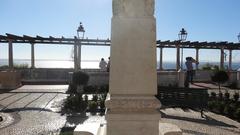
[[238, 32, 240, 42], [178, 28, 188, 69], [77, 22, 85, 39], [77, 22, 85, 69]]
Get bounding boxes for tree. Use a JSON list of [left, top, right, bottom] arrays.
[[211, 70, 229, 92]]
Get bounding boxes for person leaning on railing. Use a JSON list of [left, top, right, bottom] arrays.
[[185, 57, 199, 87]]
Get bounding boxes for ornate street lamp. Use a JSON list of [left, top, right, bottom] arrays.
[[238, 32, 240, 42], [76, 22, 85, 69], [178, 28, 188, 41], [178, 28, 188, 69], [77, 22, 85, 39]]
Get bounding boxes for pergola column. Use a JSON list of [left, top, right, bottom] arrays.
[[176, 45, 180, 71], [31, 43, 35, 68], [74, 44, 78, 70], [8, 39, 13, 69], [159, 47, 163, 70], [229, 49, 232, 70], [77, 44, 81, 69], [220, 47, 224, 69], [196, 48, 199, 70]]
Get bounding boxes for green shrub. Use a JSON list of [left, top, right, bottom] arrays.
[[213, 65, 219, 71], [234, 108, 240, 121], [72, 71, 89, 86], [99, 93, 107, 101], [208, 100, 216, 111], [0, 64, 29, 69], [201, 63, 212, 70], [211, 70, 229, 92], [99, 85, 109, 93], [210, 92, 217, 100], [67, 83, 77, 95], [99, 100, 105, 110], [0, 65, 9, 69], [14, 63, 29, 68], [88, 101, 98, 115], [64, 95, 87, 113], [92, 94, 98, 102], [83, 85, 96, 94], [218, 92, 223, 100], [224, 103, 236, 117], [233, 93, 239, 102], [216, 101, 225, 114], [84, 95, 88, 103], [224, 92, 230, 100]]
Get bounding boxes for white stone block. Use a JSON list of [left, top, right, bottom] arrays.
[[74, 123, 100, 135], [159, 122, 182, 135], [110, 17, 157, 95]]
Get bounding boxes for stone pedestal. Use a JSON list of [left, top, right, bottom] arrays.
[[106, 0, 161, 135], [106, 95, 161, 135], [0, 71, 21, 90]]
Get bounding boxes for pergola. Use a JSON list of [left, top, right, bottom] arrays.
[[0, 33, 240, 70], [157, 40, 240, 70]]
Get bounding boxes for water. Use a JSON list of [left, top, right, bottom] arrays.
[[0, 59, 239, 70], [0, 59, 98, 69]]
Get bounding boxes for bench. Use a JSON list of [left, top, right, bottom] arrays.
[[157, 86, 209, 118]]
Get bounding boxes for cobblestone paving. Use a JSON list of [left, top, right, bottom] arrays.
[[160, 108, 240, 135], [0, 85, 68, 135]]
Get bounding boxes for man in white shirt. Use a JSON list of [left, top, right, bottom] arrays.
[[99, 58, 107, 71]]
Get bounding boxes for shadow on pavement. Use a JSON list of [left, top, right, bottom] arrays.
[[182, 129, 210, 135], [0, 107, 52, 113], [160, 111, 237, 128]]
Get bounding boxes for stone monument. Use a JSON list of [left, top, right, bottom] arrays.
[[105, 0, 161, 134]]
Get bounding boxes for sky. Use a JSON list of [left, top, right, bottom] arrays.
[[0, 0, 240, 63]]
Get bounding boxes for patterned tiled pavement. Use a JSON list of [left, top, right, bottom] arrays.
[[0, 85, 240, 135]]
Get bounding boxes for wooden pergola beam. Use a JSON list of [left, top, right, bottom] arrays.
[[0, 33, 240, 50]]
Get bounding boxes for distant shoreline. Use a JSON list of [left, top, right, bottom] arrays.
[[0, 59, 239, 70]]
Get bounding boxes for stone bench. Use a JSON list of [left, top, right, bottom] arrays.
[[159, 122, 182, 135], [74, 123, 100, 135]]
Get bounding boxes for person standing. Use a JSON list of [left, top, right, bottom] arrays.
[[107, 57, 110, 72], [99, 58, 107, 71], [185, 57, 199, 87]]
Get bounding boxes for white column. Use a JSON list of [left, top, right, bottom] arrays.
[[8, 39, 13, 69], [106, 0, 161, 135], [220, 47, 224, 69], [196, 48, 199, 70], [159, 47, 163, 70], [74, 44, 78, 70], [229, 49, 232, 70], [176, 45, 180, 71], [31, 43, 35, 68]]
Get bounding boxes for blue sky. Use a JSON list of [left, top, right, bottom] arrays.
[[0, 0, 240, 63]]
